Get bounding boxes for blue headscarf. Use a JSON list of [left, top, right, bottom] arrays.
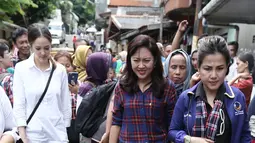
[[164, 49, 192, 97]]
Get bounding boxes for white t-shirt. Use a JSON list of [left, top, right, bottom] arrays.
[[226, 57, 238, 82]]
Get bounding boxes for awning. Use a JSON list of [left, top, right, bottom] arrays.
[[120, 21, 176, 40], [198, 0, 255, 24], [164, 0, 195, 21], [0, 21, 21, 32], [111, 15, 160, 30], [107, 14, 160, 40]]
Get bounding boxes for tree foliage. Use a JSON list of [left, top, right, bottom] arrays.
[[0, 0, 37, 22], [70, 0, 95, 25], [57, 0, 73, 24], [10, 0, 57, 27]]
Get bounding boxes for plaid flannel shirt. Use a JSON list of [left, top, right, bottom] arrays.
[[71, 93, 77, 119], [0, 68, 13, 106], [112, 80, 176, 143]]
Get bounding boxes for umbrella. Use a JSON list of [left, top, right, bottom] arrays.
[[86, 27, 97, 33]]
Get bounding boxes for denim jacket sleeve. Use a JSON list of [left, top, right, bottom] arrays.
[[240, 91, 252, 143], [168, 92, 188, 143]]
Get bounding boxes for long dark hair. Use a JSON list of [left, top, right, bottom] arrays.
[[197, 35, 231, 75], [238, 53, 254, 72], [120, 35, 166, 98]]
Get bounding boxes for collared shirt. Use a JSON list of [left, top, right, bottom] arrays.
[[226, 57, 238, 82], [195, 83, 231, 143], [13, 54, 71, 142], [169, 82, 251, 143], [112, 80, 176, 143], [71, 93, 77, 119], [13, 51, 30, 65]]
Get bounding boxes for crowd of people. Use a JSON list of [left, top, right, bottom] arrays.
[[0, 20, 254, 143]]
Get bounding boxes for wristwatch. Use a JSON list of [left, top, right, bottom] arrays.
[[184, 135, 191, 143]]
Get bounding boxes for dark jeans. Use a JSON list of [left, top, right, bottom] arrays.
[[67, 119, 80, 143]]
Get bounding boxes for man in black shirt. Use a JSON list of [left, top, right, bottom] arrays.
[[12, 28, 30, 64]]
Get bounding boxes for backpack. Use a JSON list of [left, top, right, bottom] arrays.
[[75, 81, 117, 138]]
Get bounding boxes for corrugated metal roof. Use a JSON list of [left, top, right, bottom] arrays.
[[109, 0, 155, 7], [111, 15, 160, 29]]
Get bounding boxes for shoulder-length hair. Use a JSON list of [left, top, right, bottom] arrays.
[[120, 35, 166, 98], [54, 50, 75, 69]]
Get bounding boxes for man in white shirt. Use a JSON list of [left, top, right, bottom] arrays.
[[226, 41, 239, 82]]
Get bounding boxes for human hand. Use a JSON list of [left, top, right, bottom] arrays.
[[191, 137, 214, 143], [100, 133, 109, 143], [22, 138, 29, 143], [0, 134, 15, 143], [178, 20, 189, 32], [238, 73, 250, 79], [190, 72, 201, 87], [68, 82, 79, 94]]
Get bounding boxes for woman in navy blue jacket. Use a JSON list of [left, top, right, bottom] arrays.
[[169, 36, 251, 143]]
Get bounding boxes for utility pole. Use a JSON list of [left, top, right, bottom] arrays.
[[192, 0, 203, 51]]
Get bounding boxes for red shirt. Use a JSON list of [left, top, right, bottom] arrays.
[[232, 76, 253, 106], [72, 36, 77, 43]]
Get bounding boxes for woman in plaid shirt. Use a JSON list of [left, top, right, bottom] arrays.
[[109, 35, 176, 143]]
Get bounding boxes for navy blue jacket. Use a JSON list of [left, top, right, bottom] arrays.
[[169, 82, 251, 143]]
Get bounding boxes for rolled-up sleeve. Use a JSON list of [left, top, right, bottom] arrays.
[[169, 93, 187, 143], [240, 92, 252, 142], [13, 64, 27, 127], [60, 69, 72, 127], [112, 83, 123, 126]]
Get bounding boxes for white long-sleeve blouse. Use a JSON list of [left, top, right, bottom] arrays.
[[0, 86, 18, 141], [13, 54, 71, 142]]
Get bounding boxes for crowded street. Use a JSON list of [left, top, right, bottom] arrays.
[[0, 0, 255, 143]]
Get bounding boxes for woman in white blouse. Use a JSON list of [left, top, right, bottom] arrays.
[[13, 23, 71, 143], [0, 86, 18, 143]]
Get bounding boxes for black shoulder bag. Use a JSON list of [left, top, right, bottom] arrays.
[[17, 65, 56, 143]]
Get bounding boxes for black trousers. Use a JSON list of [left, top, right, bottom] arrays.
[[67, 119, 80, 143]]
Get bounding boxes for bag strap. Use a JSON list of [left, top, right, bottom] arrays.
[[26, 64, 56, 124]]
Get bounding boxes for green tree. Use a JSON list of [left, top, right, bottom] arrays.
[[58, 0, 73, 33], [10, 0, 57, 27], [58, 0, 73, 23], [0, 0, 37, 23], [71, 0, 95, 25]]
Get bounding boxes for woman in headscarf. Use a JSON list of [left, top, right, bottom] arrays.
[[73, 45, 92, 82], [164, 49, 192, 98], [190, 49, 198, 76], [115, 51, 127, 77], [77, 52, 112, 143]]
